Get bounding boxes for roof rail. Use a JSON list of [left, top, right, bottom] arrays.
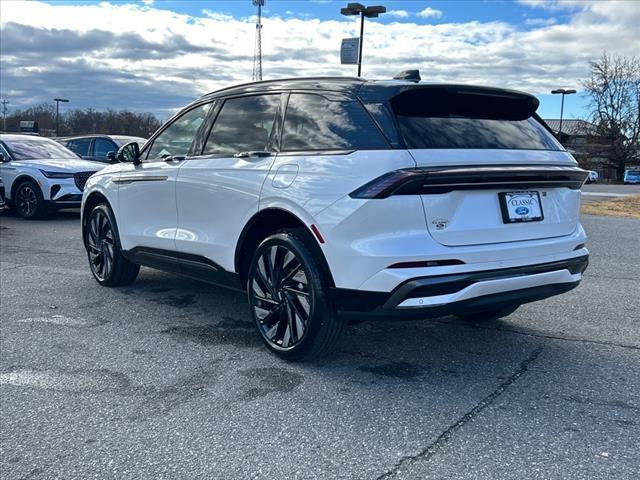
[[392, 70, 421, 83], [200, 76, 364, 98]]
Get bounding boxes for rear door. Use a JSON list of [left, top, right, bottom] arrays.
[[390, 87, 583, 246], [174, 93, 282, 272]]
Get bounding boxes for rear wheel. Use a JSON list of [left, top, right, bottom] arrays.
[[456, 305, 519, 322], [85, 204, 139, 286], [15, 180, 45, 219], [247, 230, 343, 360]]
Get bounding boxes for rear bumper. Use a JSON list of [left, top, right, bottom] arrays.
[[332, 255, 588, 316]]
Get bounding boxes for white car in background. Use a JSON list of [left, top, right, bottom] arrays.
[[0, 176, 6, 212], [586, 170, 599, 183], [0, 134, 106, 219]]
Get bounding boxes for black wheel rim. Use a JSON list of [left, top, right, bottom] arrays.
[[87, 210, 115, 281], [250, 245, 312, 350], [17, 185, 36, 216]]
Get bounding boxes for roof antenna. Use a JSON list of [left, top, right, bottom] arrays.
[[393, 69, 421, 83]]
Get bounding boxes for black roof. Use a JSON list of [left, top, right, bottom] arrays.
[[199, 76, 538, 107], [200, 77, 365, 100]]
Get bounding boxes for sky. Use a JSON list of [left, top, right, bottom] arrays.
[[1, 0, 639, 120]]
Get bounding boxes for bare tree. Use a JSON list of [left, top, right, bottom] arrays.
[[581, 52, 640, 180]]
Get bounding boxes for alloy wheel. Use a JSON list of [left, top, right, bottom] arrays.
[[17, 185, 37, 217], [87, 210, 115, 281], [250, 245, 313, 349]]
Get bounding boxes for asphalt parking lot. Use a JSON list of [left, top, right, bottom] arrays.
[[1, 209, 639, 479]]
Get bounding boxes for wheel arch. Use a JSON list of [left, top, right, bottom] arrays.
[[234, 207, 335, 289], [10, 174, 41, 201], [81, 192, 113, 247]]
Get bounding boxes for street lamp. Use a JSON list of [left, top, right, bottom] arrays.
[[340, 3, 386, 77], [550, 88, 576, 142], [53, 98, 69, 137]]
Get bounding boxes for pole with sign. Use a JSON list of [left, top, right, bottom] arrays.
[[340, 38, 360, 66]]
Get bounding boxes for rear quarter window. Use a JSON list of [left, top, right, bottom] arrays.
[[281, 93, 388, 151]]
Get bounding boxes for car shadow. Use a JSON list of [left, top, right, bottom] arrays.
[[130, 270, 546, 385]]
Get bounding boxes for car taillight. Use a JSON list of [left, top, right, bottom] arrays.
[[349, 170, 426, 199], [349, 166, 588, 199]]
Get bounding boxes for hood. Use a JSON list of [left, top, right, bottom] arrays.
[[15, 157, 106, 172]]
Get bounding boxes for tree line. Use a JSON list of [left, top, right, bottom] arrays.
[[1, 103, 162, 138]]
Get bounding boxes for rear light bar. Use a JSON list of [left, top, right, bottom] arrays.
[[349, 165, 589, 199]]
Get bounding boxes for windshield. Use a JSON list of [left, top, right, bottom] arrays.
[[390, 88, 562, 151], [3, 137, 79, 160], [626, 170, 640, 176]]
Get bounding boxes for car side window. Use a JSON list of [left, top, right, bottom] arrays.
[[0, 142, 11, 160], [146, 103, 212, 161], [93, 138, 117, 159], [202, 95, 280, 155], [281, 93, 388, 151], [67, 138, 91, 157]]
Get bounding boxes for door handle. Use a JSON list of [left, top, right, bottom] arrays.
[[163, 155, 186, 162], [234, 151, 272, 159]]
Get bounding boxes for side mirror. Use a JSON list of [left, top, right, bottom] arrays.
[[106, 151, 116, 162], [117, 142, 141, 165], [0, 153, 5, 162]]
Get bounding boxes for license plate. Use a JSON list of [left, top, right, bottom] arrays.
[[499, 191, 544, 223]]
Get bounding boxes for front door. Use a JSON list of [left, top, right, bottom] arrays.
[[117, 102, 213, 253]]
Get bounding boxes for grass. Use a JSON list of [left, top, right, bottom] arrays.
[[581, 195, 640, 219]]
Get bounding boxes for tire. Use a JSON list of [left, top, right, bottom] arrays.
[[14, 180, 46, 219], [247, 229, 343, 360], [456, 305, 519, 322], [85, 203, 139, 286]]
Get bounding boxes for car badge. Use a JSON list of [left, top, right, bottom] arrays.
[[432, 218, 449, 230]]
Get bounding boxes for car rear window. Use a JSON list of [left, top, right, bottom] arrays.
[[390, 88, 562, 151], [281, 93, 388, 151]]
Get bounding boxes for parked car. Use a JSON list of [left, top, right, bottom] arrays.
[[0, 134, 106, 219], [81, 76, 589, 360], [623, 169, 640, 184], [586, 170, 599, 183], [0, 176, 6, 212], [58, 135, 147, 163]]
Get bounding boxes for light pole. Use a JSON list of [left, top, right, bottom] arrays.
[[53, 98, 69, 137], [340, 3, 386, 77], [551, 88, 576, 142], [0, 98, 8, 132]]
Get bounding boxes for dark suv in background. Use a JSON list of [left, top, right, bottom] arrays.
[[58, 135, 147, 163]]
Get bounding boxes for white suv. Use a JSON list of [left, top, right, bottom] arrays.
[[81, 77, 589, 360], [0, 134, 105, 219]]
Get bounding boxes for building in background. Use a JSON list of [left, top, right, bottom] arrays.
[[543, 119, 615, 181]]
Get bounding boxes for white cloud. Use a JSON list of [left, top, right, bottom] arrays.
[[386, 10, 409, 18], [524, 17, 557, 26], [417, 7, 443, 19], [0, 1, 638, 115]]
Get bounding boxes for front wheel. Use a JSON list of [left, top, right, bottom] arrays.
[[15, 181, 46, 219], [85, 204, 139, 286], [247, 230, 343, 360]]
